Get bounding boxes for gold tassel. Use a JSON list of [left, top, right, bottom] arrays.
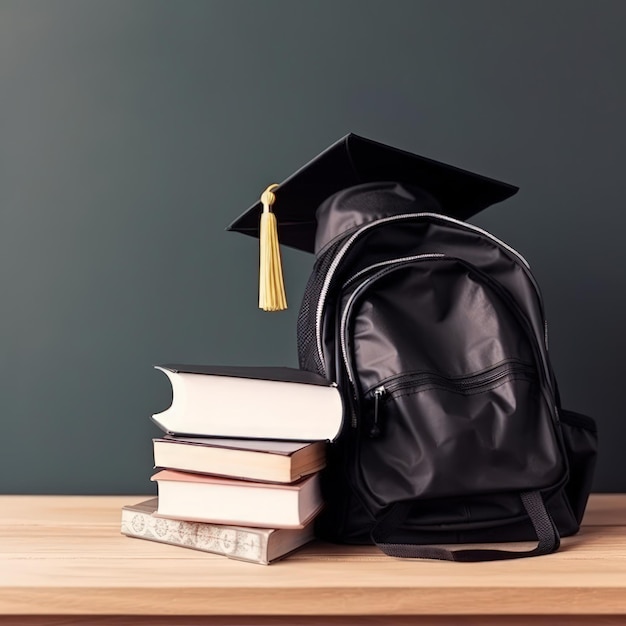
[[258, 184, 287, 311]]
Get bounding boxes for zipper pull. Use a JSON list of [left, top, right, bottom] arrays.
[[370, 385, 386, 438]]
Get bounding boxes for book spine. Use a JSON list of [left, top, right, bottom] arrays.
[[121, 508, 270, 565]]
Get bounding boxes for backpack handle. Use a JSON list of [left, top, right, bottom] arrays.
[[371, 491, 560, 562]]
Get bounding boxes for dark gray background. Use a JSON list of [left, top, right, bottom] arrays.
[[0, 0, 623, 494]]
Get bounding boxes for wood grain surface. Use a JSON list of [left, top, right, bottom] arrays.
[[0, 494, 625, 625]]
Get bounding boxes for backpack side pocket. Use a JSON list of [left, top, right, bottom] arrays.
[[559, 409, 598, 525]]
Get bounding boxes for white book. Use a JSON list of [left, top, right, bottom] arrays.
[[151, 364, 343, 441], [150, 470, 323, 529]]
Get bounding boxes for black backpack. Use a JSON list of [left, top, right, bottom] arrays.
[[297, 181, 598, 561]]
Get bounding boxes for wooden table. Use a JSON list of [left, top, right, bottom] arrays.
[[0, 494, 625, 625]]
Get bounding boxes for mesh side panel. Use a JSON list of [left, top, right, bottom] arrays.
[[297, 241, 344, 376]]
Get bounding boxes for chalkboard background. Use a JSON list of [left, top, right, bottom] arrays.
[[1, 0, 623, 493]]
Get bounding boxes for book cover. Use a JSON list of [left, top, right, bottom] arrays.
[[153, 436, 326, 483], [121, 498, 315, 565], [151, 364, 344, 441], [159, 364, 334, 385]]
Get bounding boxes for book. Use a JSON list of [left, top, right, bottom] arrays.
[[151, 469, 323, 529], [121, 498, 315, 565], [153, 436, 326, 484], [151, 364, 343, 441]]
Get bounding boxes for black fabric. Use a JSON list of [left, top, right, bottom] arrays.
[[297, 182, 598, 562], [372, 491, 559, 561], [559, 409, 599, 524], [313, 182, 440, 256]]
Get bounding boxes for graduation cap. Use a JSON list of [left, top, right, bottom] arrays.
[[227, 133, 518, 311]]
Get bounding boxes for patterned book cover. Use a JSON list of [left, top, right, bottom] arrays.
[[121, 498, 314, 565]]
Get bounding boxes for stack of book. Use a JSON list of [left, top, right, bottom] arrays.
[[121, 364, 343, 565]]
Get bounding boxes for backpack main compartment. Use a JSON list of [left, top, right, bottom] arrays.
[[296, 183, 597, 559]]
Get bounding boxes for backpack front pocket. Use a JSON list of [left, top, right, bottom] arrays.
[[339, 256, 565, 514], [357, 362, 561, 509]]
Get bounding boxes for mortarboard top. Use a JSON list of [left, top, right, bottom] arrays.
[[227, 133, 519, 255]]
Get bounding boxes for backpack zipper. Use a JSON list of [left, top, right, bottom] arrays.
[[343, 253, 446, 289], [367, 362, 536, 437], [315, 212, 542, 373], [368, 361, 536, 397], [370, 385, 386, 437]]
